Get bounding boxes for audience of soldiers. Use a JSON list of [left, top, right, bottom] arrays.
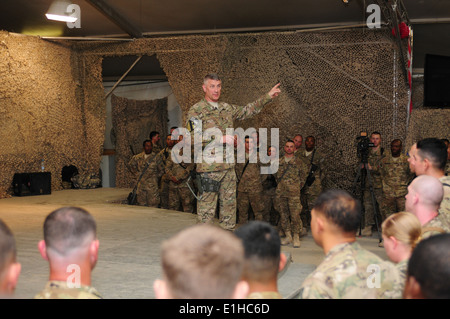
[[1, 135, 449, 299]]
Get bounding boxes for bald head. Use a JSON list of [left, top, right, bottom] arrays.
[[406, 175, 444, 213]]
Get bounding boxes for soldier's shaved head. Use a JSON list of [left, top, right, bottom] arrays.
[[406, 175, 444, 211]]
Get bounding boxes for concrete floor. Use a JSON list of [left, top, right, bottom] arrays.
[[0, 188, 388, 299]]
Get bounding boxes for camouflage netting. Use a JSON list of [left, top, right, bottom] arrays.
[[406, 77, 450, 149], [77, 28, 413, 191], [0, 31, 105, 198], [1, 28, 448, 198], [111, 94, 168, 188]]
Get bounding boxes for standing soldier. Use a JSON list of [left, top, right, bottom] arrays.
[[150, 131, 162, 155], [361, 132, 385, 237], [235, 136, 267, 225], [380, 139, 414, 221], [158, 134, 176, 209], [186, 73, 281, 231], [274, 140, 308, 248], [165, 137, 196, 213], [293, 135, 303, 156], [127, 139, 165, 207], [263, 146, 280, 227], [297, 136, 325, 236]]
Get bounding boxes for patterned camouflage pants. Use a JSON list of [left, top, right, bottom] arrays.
[[197, 169, 237, 231], [168, 185, 195, 213], [363, 188, 382, 227], [381, 194, 405, 221], [275, 195, 303, 235], [159, 178, 170, 209], [300, 187, 321, 229], [237, 191, 268, 224], [136, 184, 160, 208]]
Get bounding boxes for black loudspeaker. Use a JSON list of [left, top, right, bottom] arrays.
[[424, 54, 450, 108], [12, 172, 51, 196]]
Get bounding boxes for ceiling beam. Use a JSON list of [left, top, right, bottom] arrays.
[[85, 0, 142, 38]]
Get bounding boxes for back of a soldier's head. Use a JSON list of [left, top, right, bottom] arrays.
[[404, 233, 450, 299], [0, 219, 21, 295], [312, 189, 361, 234], [157, 224, 246, 299], [43, 206, 97, 258], [406, 175, 443, 212], [234, 221, 281, 284]]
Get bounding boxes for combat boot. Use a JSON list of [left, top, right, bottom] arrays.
[[281, 232, 292, 245], [293, 234, 301, 248], [361, 226, 373, 237], [300, 228, 308, 237]]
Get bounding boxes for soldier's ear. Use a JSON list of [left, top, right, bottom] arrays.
[[38, 240, 49, 261], [153, 279, 172, 299], [232, 280, 249, 299], [279, 252, 288, 272], [403, 276, 424, 299]]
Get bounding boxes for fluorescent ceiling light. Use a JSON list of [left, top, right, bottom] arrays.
[[45, 0, 78, 23]]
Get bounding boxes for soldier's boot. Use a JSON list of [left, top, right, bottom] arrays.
[[281, 232, 292, 246], [361, 226, 373, 237], [300, 227, 308, 237], [278, 229, 286, 238], [293, 234, 301, 248]]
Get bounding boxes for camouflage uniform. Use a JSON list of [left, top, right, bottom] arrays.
[[380, 152, 414, 220], [445, 161, 450, 176], [235, 152, 267, 224], [297, 148, 325, 228], [186, 94, 273, 230], [262, 173, 279, 227], [439, 175, 450, 225], [421, 213, 450, 240], [274, 156, 308, 236], [298, 242, 403, 299], [158, 147, 173, 209], [34, 281, 102, 299], [363, 147, 384, 228], [152, 142, 162, 155], [127, 151, 164, 207], [165, 148, 196, 213]]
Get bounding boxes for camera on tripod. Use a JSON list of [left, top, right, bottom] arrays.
[[356, 131, 374, 162]]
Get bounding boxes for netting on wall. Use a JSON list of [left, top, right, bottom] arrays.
[[0, 32, 105, 198], [111, 94, 168, 188], [77, 27, 411, 192]]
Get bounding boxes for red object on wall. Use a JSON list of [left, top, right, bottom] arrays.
[[392, 22, 410, 39]]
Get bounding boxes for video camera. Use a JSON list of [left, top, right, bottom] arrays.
[[356, 131, 374, 162]]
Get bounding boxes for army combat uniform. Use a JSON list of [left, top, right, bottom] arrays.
[[235, 151, 267, 224], [380, 152, 414, 220], [273, 156, 308, 246], [297, 148, 325, 229], [439, 175, 450, 225], [186, 94, 274, 230], [127, 150, 164, 207], [362, 147, 385, 234], [158, 146, 173, 209], [34, 281, 102, 299], [421, 213, 450, 240], [165, 148, 196, 213], [298, 242, 403, 299]]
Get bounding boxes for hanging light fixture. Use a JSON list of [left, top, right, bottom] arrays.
[[45, 0, 78, 23]]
